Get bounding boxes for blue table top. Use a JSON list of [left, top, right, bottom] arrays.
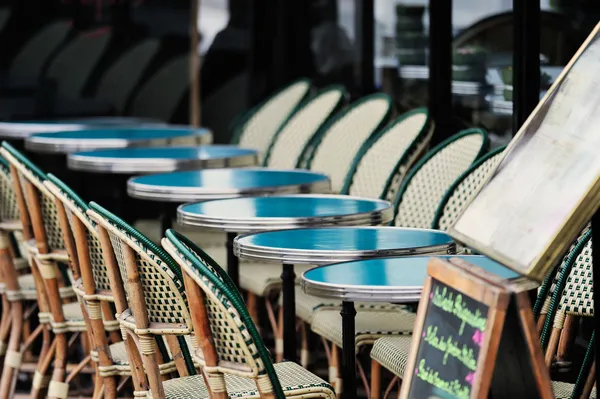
[[68, 145, 259, 174], [29, 126, 211, 141], [127, 168, 331, 203], [177, 194, 393, 232], [25, 126, 213, 153], [301, 255, 519, 301], [237, 226, 452, 252], [71, 145, 255, 160], [0, 117, 164, 139], [234, 226, 455, 265]]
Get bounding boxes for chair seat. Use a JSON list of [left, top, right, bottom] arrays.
[[0, 274, 75, 300], [240, 264, 316, 297], [91, 339, 195, 377], [370, 335, 413, 378], [0, 219, 21, 231], [291, 287, 408, 324], [150, 361, 335, 399], [311, 308, 415, 349], [552, 381, 596, 398]]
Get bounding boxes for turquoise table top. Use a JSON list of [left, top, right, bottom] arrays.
[[68, 145, 259, 174], [25, 126, 213, 153], [0, 117, 163, 139], [177, 194, 393, 232], [127, 168, 331, 203], [234, 226, 455, 265], [301, 255, 519, 302]]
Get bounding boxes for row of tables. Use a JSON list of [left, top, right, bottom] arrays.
[[0, 118, 512, 398]]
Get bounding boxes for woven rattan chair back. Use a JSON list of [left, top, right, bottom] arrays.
[[264, 86, 347, 168], [432, 146, 505, 231], [303, 93, 393, 193], [231, 79, 311, 161], [87, 202, 192, 332], [162, 229, 288, 398], [391, 129, 489, 228], [0, 156, 21, 224], [87, 202, 196, 397], [0, 143, 67, 256], [341, 107, 433, 199]]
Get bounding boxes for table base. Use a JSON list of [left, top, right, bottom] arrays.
[[341, 301, 357, 399], [227, 232, 240, 288], [282, 263, 297, 362]]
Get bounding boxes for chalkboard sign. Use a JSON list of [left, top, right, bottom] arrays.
[[407, 280, 489, 399], [401, 257, 553, 399]]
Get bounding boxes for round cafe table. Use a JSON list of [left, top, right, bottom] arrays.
[[24, 126, 212, 154], [0, 117, 162, 140], [301, 255, 519, 399], [67, 145, 258, 174], [128, 167, 331, 251], [233, 226, 456, 364], [177, 194, 393, 335]]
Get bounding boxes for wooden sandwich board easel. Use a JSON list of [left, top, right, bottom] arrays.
[[400, 257, 553, 399]]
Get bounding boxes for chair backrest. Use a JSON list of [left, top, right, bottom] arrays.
[[46, 27, 113, 98], [304, 93, 393, 193], [264, 85, 347, 168], [432, 146, 505, 231], [0, 155, 20, 223], [44, 174, 114, 296], [129, 54, 191, 121], [0, 142, 65, 254], [95, 39, 160, 113], [162, 229, 288, 398], [341, 107, 433, 198], [231, 79, 311, 159], [8, 20, 72, 86], [392, 128, 489, 228], [87, 201, 192, 333]]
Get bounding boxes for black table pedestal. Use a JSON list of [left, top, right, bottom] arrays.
[[281, 263, 298, 362], [226, 232, 240, 288], [341, 301, 357, 399]]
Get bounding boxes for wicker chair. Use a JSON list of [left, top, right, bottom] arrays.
[[540, 234, 596, 398], [231, 78, 312, 161], [46, 174, 193, 398], [302, 93, 393, 193], [162, 229, 336, 399], [0, 142, 101, 399], [341, 107, 433, 198], [87, 202, 197, 398], [264, 85, 347, 168], [0, 153, 51, 398]]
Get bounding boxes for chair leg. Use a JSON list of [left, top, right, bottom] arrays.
[[164, 335, 189, 377], [0, 295, 12, 365], [331, 344, 341, 395], [371, 359, 382, 399], [300, 322, 310, 368], [140, 338, 166, 399], [275, 306, 284, 362], [124, 334, 148, 395], [47, 333, 68, 399], [247, 292, 259, 326], [0, 300, 22, 399], [30, 332, 57, 399]]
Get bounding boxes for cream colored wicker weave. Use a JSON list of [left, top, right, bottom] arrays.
[[88, 202, 197, 398], [304, 93, 392, 193], [0, 142, 94, 399], [162, 229, 335, 399], [232, 79, 312, 161], [264, 85, 346, 168], [342, 107, 433, 199]]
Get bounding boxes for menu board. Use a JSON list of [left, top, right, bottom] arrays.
[[407, 280, 488, 399], [401, 257, 553, 399], [448, 23, 600, 281]]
